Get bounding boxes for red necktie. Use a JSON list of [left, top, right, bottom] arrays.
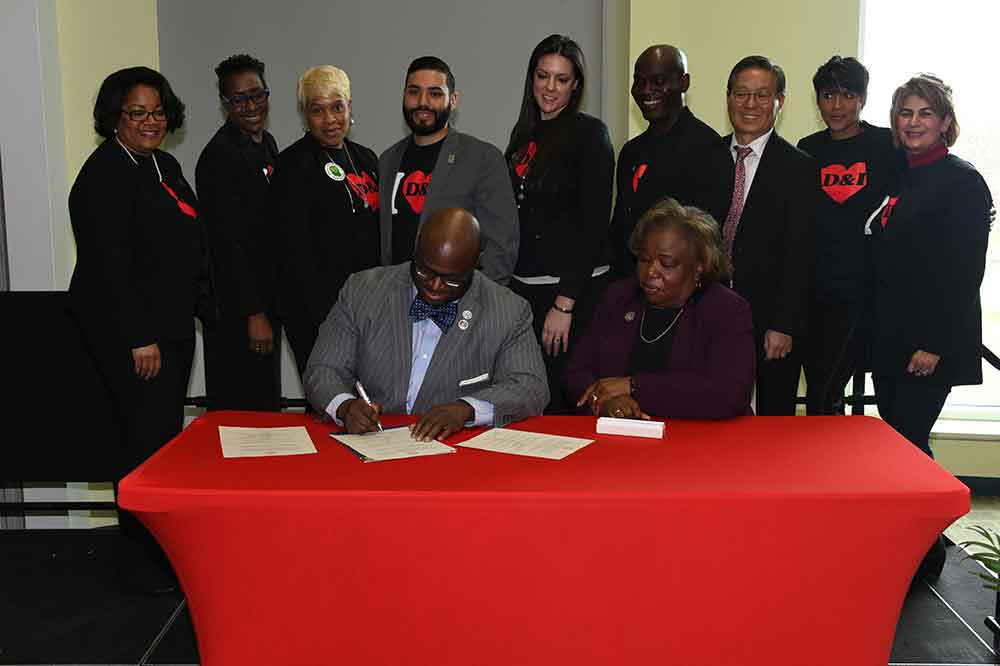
[[723, 146, 754, 263]]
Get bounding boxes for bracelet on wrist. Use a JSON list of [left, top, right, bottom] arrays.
[[551, 303, 574, 314]]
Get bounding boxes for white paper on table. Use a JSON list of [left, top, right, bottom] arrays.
[[456, 428, 593, 460], [331, 427, 456, 462], [219, 426, 318, 458]]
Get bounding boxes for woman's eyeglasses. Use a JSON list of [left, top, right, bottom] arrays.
[[121, 109, 168, 122], [222, 89, 270, 109]]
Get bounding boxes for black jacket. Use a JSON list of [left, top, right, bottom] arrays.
[[69, 139, 211, 347], [508, 112, 614, 300], [610, 108, 733, 277], [272, 133, 380, 328], [195, 121, 279, 319], [871, 152, 992, 386], [721, 132, 817, 339]]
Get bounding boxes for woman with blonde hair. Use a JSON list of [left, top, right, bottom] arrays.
[[273, 65, 380, 376], [566, 197, 755, 419]]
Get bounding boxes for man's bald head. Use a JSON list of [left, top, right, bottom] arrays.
[[412, 208, 481, 302], [637, 45, 688, 76], [632, 44, 690, 132]]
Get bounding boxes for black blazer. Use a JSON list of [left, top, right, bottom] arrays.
[[195, 121, 279, 319], [68, 139, 211, 347], [722, 131, 816, 339], [871, 153, 992, 386], [272, 133, 380, 328]]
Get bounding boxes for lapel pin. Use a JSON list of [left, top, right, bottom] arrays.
[[462, 310, 472, 320], [448, 153, 456, 164], [457, 319, 469, 331], [625, 311, 635, 322]]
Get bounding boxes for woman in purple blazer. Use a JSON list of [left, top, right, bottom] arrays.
[[567, 197, 755, 420]]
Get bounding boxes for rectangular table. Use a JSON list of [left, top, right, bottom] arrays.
[[119, 412, 969, 665]]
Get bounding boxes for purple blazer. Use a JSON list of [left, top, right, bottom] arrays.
[[566, 279, 756, 419]]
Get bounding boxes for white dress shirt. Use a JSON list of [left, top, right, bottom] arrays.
[[729, 128, 774, 207]]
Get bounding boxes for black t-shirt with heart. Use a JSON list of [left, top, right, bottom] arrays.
[[392, 138, 443, 264], [797, 122, 904, 303]]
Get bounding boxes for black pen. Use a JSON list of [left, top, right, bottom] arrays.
[[354, 380, 384, 432]]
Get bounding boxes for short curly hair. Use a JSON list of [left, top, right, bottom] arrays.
[[297, 65, 351, 109], [93, 66, 185, 138], [215, 54, 267, 97], [890, 73, 959, 148], [629, 197, 729, 283]]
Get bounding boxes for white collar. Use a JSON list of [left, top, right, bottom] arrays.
[[730, 128, 774, 156]]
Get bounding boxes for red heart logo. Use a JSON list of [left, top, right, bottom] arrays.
[[402, 170, 432, 214], [820, 162, 868, 204], [514, 141, 536, 178], [347, 171, 380, 211]]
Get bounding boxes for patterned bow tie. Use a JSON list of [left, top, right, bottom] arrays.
[[409, 297, 458, 332]]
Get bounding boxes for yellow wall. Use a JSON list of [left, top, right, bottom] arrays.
[[627, 0, 861, 142], [55, 0, 159, 188]]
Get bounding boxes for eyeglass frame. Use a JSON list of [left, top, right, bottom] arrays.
[[121, 108, 168, 122], [412, 261, 473, 289], [729, 89, 777, 105], [221, 88, 271, 109]]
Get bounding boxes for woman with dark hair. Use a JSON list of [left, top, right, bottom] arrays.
[[68, 66, 211, 593], [197, 54, 282, 411], [505, 34, 614, 413], [797, 56, 904, 414], [272, 65, 380, 377], [871, 74, 992, 579], [566, 197, 755, 420]]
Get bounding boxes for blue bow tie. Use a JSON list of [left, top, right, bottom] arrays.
[[409, 297, 458, 332]]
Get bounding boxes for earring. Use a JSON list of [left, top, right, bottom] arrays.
[[350, 116, 355, 126]]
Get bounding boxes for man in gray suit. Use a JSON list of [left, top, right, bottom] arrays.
[[379, 56, 518, 285], [305, 208, 547, 440]]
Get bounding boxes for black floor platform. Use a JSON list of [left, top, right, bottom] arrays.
[[2, 530, 998, 665]]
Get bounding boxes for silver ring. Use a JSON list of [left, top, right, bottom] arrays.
[[614, 408, 624, 416]]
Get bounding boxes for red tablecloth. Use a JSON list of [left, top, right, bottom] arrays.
[[119, 412, 968, 666]]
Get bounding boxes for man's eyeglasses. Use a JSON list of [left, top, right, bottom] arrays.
[[121, 108, 167, 122], [222, 89, 270, 109], [413, 263, 469, 289], [730, 90, 775, 105]]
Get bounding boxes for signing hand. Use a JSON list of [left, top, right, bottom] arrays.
[[600, 395, 651, 420], [576, 376, 631, 416], [337, 398, 383, 434], [131, 343, 161, 381], [542, 296, 575, 357], [907, 350, 941, 377], [410, 401, 474, 442], [247, 313, 274, 355], [763, 329, 793, 361]]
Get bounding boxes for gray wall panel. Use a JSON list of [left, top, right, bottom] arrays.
[[157, 0, 604, 177]]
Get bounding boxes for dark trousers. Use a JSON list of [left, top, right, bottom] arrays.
[[84, 334, 194, 583], [511, 273, 610, 414], [203, 313, 282, 411], [803, 300, 866, 415], [283, 314, 318, 379], [873, 376, 950, 458], [754, 328, 802, 416]]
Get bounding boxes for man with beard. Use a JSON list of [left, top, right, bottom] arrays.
[[378, 56, 518, 285], [609, 45, 733, 278]]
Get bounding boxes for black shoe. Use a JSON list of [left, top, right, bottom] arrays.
[[916, 535, 947, 582]]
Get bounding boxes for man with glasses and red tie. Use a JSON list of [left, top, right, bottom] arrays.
[[304, 208, 548, 441], [722, 56, 816, 415], [196, 54, 282, 411]]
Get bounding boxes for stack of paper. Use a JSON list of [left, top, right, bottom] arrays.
[[331, 427, 456, 462]]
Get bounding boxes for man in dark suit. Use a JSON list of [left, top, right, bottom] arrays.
[[722, 56, 816, 415], [305, 208, 547, 441], [196, 54, 281, 411], [610, 44, 733, 278], [378, 56, 518, 285]]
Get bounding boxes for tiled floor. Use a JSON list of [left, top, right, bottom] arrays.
[[4, 507, 1000, 666]]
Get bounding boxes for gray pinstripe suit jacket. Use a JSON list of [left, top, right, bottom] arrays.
[[303, 263, 548, 426]]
